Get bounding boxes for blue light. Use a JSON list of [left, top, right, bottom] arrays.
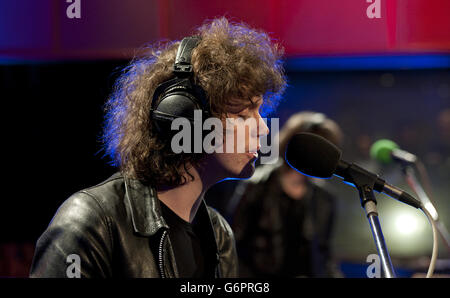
[[284, 151, 332, 180], [217, 177, 248, 183], [286, 54, 450, 71]]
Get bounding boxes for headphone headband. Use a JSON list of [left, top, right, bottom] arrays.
[[173, 36, 201, 75]]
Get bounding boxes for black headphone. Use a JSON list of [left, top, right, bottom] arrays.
[[150, 36, 210, 136]]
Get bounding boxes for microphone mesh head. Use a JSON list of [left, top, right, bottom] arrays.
[[370, 139, 399, 164], [285, 132, 342, 178]]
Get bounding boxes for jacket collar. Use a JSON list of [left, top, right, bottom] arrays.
[[124, 176, 168, 236], [124, 175, 217, 242]]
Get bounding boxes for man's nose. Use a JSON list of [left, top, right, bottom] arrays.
[[257, 116, 270, 137]]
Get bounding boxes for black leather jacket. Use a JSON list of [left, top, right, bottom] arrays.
[[29, 173, 238, 278]]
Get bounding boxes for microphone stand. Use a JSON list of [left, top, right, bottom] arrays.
[[343, 165, 397, 278], [358, 186, 396, 278]]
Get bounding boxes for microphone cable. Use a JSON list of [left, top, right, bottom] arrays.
[[419, 204, 438, 278], [405, 165, 439, 278]]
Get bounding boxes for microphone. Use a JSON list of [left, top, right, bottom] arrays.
[[370, 139, 417, 165], [285, 133, 422, 209], [370, 138, 440, 221]]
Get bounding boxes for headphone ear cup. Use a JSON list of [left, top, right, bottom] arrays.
[[151, 78, 209, 132], [153, 91, 201, 122], [151, 92, 215, 154], [151, 90, 207, 150], [152, 93, 196, 136]]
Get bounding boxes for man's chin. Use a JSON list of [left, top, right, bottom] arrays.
[[235, 161, 256, 180], [218, 158, 257, 181]]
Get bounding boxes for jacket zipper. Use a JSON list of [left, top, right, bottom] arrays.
[[158, 230, 168, 278]]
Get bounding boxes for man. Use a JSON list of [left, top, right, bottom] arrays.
[[231, 111, 343, 277], [29, 17, 286, 278]]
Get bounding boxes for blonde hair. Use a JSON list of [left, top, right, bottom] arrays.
[[278, 111, 344, 159]]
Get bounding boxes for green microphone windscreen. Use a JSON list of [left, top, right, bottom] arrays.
[[370, 139, 399, 164]]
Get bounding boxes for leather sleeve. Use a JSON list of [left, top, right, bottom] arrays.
[[29, 192, 113, 278], [207, 208, 239, 278]]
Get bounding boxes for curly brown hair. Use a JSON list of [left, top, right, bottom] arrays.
[[102, 17, 286, 187]]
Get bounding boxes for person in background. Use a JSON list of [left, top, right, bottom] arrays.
[[231, 111, 344, 277]]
